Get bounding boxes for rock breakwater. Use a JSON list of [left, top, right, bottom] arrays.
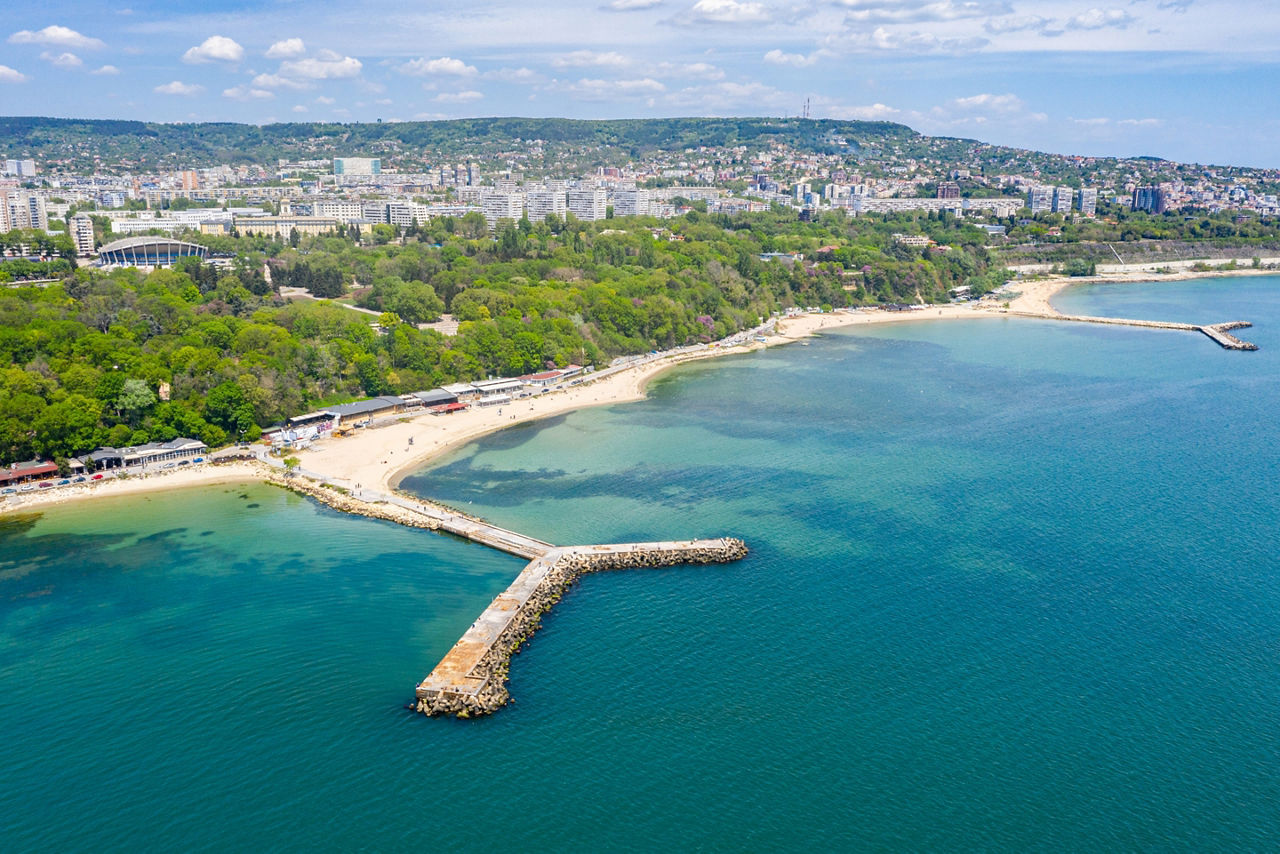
[[415, 538, 749, 718]]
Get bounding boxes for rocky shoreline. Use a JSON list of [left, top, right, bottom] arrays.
[[415, 539, 749, 718]]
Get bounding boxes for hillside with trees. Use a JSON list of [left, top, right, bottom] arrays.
[[0, 206, 1007, 466]]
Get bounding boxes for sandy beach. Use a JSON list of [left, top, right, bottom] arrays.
[[0, 461, 271, 514], [7, 259, 1276, 515]]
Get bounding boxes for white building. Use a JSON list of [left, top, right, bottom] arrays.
[[70, 213, 95, 256], [567, 188, 606, 221], [0, 190, 48, 231], [1078, 187, 1098, 217], [333, 157, 381, 176], [482, 192, 524, 228], [1028, 185, 1053, 215], [3, 159, 36, 178], [312, 201, 365, 223], [525, 189, 567, 221], [1053, 186, 1074, 214], [612, 188, 650, 218]]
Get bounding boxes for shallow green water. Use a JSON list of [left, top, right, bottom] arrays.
[[5, 276, 1280, 850]]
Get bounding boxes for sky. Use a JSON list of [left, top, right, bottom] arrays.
[[1, 1, 1278, 168]]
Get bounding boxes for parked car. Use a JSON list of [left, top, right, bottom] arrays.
[[160, 462, 176, 469], [72, 476, 86, 483], [178, 459, 190, 466], [193, 457, 204, 463], [57, 479, 71, 486], [18, 484, 35, 492], [91, 474, 105, 480], [38, 481, 53, 489], [1, 487, 15, 495]]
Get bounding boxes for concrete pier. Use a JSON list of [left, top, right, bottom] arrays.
[[415, 538, 749, 717], [1011, 311, 1259, 351]]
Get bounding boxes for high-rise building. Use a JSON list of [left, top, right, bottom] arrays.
[[1, 190, 48, 231], [1053, 186, 1074, 213], [1132, 186, 1167, 214], [1078, 188, 1098, 217], [482, 191, 524, 228], [525, 189, 567, 221], [567, 188, 606, 221], [1028, 185, 1053, 215], [3, 159, 36, 177], [333, 157, 381, 177], [937, 182, 961, 199], [613, 188, 650, 218], [70, 213, 96, 255]]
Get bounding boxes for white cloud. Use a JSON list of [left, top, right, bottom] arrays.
[[265, 38, 306, 59], [682, 0, 769, 24], [253, 73, 313, 90], [223, 85, 274, 100], [985, 14, 1058, 35], [0, 64, 27, 83], [950, 92, 1023, 112], [400, 56, 476, 76], [40, 51, 83, 69], [435, 90, 485, 103], [154, 80, 203, 96], [91, 64, 120, 75], [662, 80, 789, 111], [552, 50, 629, 68], [279, 50, 362, 79], [1066, 8, 1133, 30], [564, 77, 666, 100], [485, 66, 541, 83], [315, 95, 335, 104], [183, 35, 244, 64], [605, 0, 663, 8], [1072, 117, 1110, 126], [8, 26, 104, 50], [836, 0, 1010, 24], [1118, 117, 1162, 126], [763, 49, 823, 67], [292, 104, 308, 113], [839, 25, 988, 51], [827, 103, 902, 120], [654, 61, 725, 79]]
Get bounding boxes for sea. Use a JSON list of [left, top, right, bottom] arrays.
[[3, 275, 1280, 851]]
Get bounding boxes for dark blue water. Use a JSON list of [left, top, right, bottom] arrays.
[[4, 276, 1280, 850]]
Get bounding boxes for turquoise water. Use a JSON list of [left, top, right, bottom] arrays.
[[5, 276, 1280, 850]]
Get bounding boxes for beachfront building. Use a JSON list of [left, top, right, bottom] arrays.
[[0, 460, 59, 487], [442, 382, 482, 401], [471, 378, 525, 399], [326, 395, 406, 428], [412, 389, 460, 408], [76, 438, 208, 471]]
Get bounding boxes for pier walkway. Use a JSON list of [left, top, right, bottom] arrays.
[[1010, 311, 1259, 351]]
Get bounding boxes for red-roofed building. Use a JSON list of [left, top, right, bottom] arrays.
[[0, 460, 59, 486]]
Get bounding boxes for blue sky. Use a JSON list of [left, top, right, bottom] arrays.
[[2, 0, 1277, 167]]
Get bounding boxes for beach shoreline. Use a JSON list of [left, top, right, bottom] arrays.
[[6, 266, 1272, 515]]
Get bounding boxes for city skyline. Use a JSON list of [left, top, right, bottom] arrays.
[[1, 0, 1277, 168]]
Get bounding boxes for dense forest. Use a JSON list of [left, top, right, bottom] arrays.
[[0, 116, 915, 171], [0, 207, 1007, 466]]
